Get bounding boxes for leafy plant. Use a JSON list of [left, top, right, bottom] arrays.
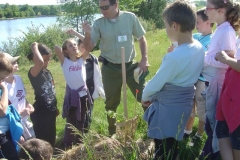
[[0, 23, 69, 64]]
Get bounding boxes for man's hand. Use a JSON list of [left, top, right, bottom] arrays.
[[138, 58, 150, 73], [141, 100, 151, 107], [82, 21, 92, 35], [215, 51, 230, 64]]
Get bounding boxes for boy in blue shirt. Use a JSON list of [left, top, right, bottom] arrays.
[[184, 8, 213, 141], [142, 1, 204, 159]]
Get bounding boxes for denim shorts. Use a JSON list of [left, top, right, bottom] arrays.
[[216, 121, 240, 150]]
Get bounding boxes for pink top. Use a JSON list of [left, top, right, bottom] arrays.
[[216, 67, 240, 132], [202, 22, 236, 81]]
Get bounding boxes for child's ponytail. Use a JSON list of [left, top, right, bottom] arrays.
[[227, 3, 240, 31]]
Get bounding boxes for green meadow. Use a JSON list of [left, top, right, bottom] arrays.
[[17, 29, 207, 159]]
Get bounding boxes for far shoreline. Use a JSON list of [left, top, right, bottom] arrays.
[[0, 15, 58, 21]]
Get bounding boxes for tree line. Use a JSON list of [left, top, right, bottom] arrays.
[[0, 3, 60, 18], [0, 0, 206, 31], [58, 0, 205, 32]]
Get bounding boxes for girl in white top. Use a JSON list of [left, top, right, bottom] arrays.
[[3, 53, 35, 140], [55, 37, 91, 148], [201, 0, 240, 159]]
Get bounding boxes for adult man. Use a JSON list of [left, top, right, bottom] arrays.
[[82, 0, 149, 136]]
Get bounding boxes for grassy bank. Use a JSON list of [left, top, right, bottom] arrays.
[[17, 29, 206, 159]]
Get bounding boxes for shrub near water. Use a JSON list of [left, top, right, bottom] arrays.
[[0, 23, 69, 64]]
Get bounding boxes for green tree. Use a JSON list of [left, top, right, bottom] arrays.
[[13, 11, 20, 17], [4, 8, 13, 18], [50, 5, 60, 15], [4, 3, 10, 10], [41, 6, 50, 15], [58, 0, 97, 33], [12, 5, 20, 17], [20, 11, 26, 17], [136, 0, 166, 29], [20, 4, 30, 11], [118, 0, 142, 12], [33, 6, 40, 15], [29, 8, 36, 16], [0, 8, 4, 18]]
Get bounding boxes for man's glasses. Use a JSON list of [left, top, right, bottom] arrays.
[[99, 4, 112, 10], [205, 7, 219, 10]]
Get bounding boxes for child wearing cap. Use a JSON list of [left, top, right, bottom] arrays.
[[3, 52, 35, 140], [0, 52, 23, 159]]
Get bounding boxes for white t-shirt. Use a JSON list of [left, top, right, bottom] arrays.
[[62, 57, 87, 97], [4, 75, 26, 112], [202, 22, 236, 81], [4, 75, 28, 122]]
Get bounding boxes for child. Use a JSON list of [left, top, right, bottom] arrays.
[[3, 53, 35, 140], [27, 42, 58, 147], [215, 50, 240, 160], [200, 0, 240, 159], [0, 52, 23, 160], [19, 138, 53, 160], [66, 29, 105, 132], [184, 8, 213, 140], [55, 37, 92, 148], [142, 1, 204, 159]]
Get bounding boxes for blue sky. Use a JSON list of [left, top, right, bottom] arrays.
[[0, 0, 59, 5]]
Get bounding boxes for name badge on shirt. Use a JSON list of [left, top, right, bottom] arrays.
[[118, 35, 127, 42]]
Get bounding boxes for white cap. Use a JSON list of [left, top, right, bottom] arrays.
[[3, 52, 20, 63]]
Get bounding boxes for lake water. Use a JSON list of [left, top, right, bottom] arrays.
[[0, 17, 58, 46], [0, 14, 102, 47]]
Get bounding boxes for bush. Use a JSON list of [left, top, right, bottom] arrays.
[[0, 23, 69, 64], [136, 0, 166, 29], [137, 16, 156, 32]]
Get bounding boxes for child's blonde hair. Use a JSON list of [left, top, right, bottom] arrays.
[[62, 38, 81, 59], [0, 52, 13, 74], [209, 0, 240, 31]]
